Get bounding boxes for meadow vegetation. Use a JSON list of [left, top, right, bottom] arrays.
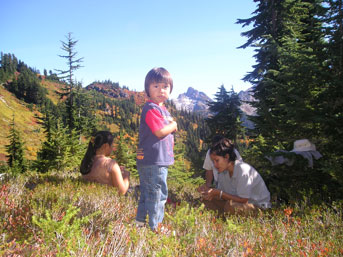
[[1, 170, 342, 256], [1, 1, 343, 255]]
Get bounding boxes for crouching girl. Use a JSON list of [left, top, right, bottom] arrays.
[[200, 138, 270, 215]]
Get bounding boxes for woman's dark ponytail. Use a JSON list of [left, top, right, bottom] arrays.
[[80, 131, 114, 175]]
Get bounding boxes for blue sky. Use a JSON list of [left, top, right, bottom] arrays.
[[1, 0, 257, 99]]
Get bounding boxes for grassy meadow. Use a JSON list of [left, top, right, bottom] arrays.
[[1, 170, 342, 256]]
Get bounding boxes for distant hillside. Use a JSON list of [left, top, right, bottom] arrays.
[[0, 78, 143, 163], [0, 84, 45, 162], [86, 81, 147, 106], [40, 78, 63, 105]]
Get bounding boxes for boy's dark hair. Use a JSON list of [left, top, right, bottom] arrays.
[[80, 131, 114, 175], [144, 67, 173, 97], [210, 138, 237, 162]]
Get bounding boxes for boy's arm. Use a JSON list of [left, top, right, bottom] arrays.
[[153, 121, 177, 138], [145, 108, 177, 138]]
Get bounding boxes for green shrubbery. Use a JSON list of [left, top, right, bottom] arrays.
[[238, 135, 343, 205], [1, 171, 342, 256], [32, 203, 101, 255]]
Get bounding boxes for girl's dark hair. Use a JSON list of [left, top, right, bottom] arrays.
[[144, 67, 173, 97], [80, 131, 114, 175], [210, 138, 236, 162]]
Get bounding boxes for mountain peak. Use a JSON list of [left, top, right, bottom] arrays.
[[184, 87, 211, 101], [172, 87, 212, 115], [172, 86, 256, 128]]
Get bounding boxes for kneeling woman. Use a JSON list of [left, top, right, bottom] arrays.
[[80, 131, 130, 195], [201, 138, 270, 215]]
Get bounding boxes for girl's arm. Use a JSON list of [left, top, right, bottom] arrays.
[[153, 121, 177, 138], [203, 188, 249, 204], [109, 162, 130, 195]]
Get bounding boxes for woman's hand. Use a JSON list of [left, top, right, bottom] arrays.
[[123, 170, 130, 179], [197, 184, 209, 193], [119, 166, 130, 179], [120, 166, 130, 179], [202, 188, 219, 201]]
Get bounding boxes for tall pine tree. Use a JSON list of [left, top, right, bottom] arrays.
[[237, 0, 327, 149], [237, 0, 343, 201], [206, 85, 243, 143], [5, 116, 26, 173], [320, 0, 343, 155], [55, 32, 84, 131]]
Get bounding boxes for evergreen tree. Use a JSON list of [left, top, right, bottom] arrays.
[[36, 107, 58, 142], [237, 0, 327, 148], [5, 61, 48, 106], [320, 0, 343, 155], [34, 120, 84, 173], [55, 32, 84, 131], [72, 83, 98, 137], [5, 116, 26, 173], [56, 32, 84, 88], [237, 0, 343, 201], [0, 53, 18, 75], [114, 130, 137, 176], [168, 137, 193, 184], [237, 0, 288, 148], [206, 85, 243, 142], [316, 0, 343, 186]]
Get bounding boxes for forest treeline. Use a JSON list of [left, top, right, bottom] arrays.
[[1, 0, 342, 204]]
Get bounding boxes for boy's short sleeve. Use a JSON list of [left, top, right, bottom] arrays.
[[145, 108, 165, 133]]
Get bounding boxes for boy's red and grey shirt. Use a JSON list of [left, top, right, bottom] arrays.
[[137, 101, 174, 166]]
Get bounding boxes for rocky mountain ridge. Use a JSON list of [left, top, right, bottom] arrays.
[[172, 87, 212, 115], [172, 87, 256, 128]]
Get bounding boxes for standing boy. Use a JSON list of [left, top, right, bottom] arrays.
[[136, 67, 177, 231]]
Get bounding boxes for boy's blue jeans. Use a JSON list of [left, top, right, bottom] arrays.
[[136, 165, 168, 230]]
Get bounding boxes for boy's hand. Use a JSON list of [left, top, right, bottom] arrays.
[[172, 120, 178, 131], [165, 116, 174, 122], [154, 119, 177, 138], [164, 116, 177, 131]]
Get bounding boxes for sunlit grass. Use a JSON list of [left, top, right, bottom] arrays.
[[1, 171, 342, 256], [40, 79, 62, 105]]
